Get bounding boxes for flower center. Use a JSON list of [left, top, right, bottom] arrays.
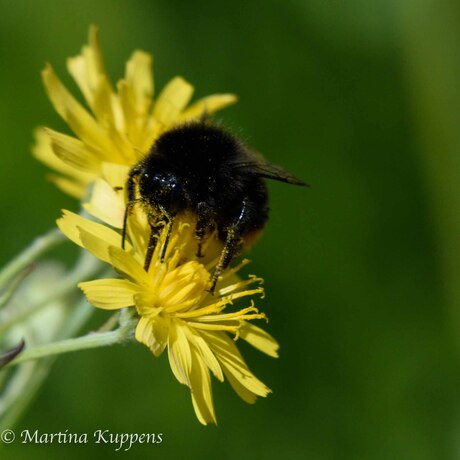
[[158, 261, 210, 313]]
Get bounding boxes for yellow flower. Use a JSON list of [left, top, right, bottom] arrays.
[[41, 25, 278, 425], [34, 25, 237, 198], [57, 207, 279, 425]]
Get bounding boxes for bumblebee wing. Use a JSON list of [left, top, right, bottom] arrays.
[[234, 151, 307, 186]]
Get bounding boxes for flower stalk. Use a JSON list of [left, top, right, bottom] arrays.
[[6, 308, 137, 367]]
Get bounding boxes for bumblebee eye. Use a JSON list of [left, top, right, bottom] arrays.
[[139, 172, 184, 214]]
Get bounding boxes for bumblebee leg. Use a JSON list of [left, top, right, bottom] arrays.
[[196, 202, 213, 258], [122, 167, 142, 250], [209, 229, 243, 293], [160, 218, 174, 263], [209, 199, 252, 293], [144, 221, 163, 271], [144, 216, 174, 270]]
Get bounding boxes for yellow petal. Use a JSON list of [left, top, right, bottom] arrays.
[[33, 128, 94, 198], [178, 94, 237, 123], [89, 77, 128, 154], [133, 291, 159, 316], [239, 322, 279, 358], [135, 315, 152, 348], [108, 246, 151, 287], [67, 25, 107, 108], [175, 302, 225, 319], [83, 178, 125, 228], [185, 322, 239, 332], [56, 209, 113, 247], [167, 320, 192, 387], [126, 212, 150, 266], [46, 128, 101, 173], [91, 76, 118, 128], [222, 368, 258, 404], [135, 314, 169, 357], [101, 162, 130, 189], [102, 119, 136, 163], [33, 128, 87, 177], [48, 174, 87, 199], [205, 331, 271, 398], [125, 50, 154, 117], [185, 327, 223, 382], [160, 281, 203, 310], [159, 261, 209, 309], [78, 278, 138, 309], [67, 52, 93, 104], [152, 76, 193, 128], [42, 64, 113, 153], [195, 304, 264, 323], [118, 51, 154, 149], [57, 210, 131, 270], [190, 348, 216, 425]]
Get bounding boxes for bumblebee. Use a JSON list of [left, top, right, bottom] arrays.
[[122, 122, 306, 292]]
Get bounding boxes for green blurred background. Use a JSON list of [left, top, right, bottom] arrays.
[[2, 0, 460, 458]]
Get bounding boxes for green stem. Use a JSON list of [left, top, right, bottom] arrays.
[[8, 308, 137, 366], [0, 228, 65, 289]]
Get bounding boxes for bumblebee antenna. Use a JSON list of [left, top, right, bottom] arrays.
[[121, 202, 133, 250]]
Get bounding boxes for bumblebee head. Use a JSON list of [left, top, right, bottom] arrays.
[[138, 170, 185, 216]]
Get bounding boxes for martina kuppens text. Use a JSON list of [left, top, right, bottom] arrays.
[[16, 429, 163, 451]]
